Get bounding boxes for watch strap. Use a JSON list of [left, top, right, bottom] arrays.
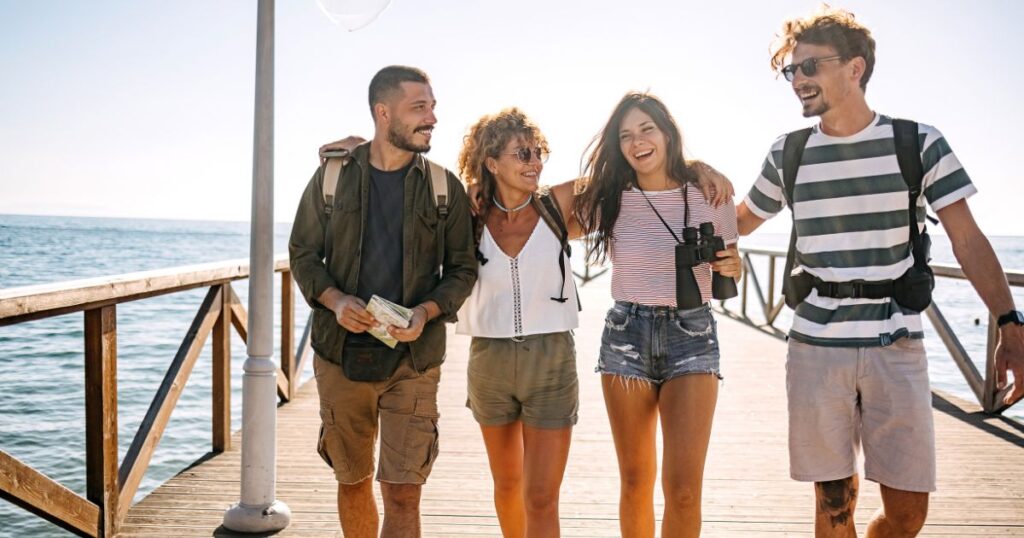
[[996, 309, 1024, 327]]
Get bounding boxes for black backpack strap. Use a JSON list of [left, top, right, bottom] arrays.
[[892, 119, 928, 268], [534, 189, 579, 309], [781, 128, 813, 306]]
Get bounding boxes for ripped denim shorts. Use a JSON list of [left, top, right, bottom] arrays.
[[596, 301, 722, 384]]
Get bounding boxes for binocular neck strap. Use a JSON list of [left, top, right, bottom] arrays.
[[636, 182, 689, 244]]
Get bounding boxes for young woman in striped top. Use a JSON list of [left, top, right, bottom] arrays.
[[574, 92, 741, 538]]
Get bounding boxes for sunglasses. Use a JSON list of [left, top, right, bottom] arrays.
[[506, 146, 549, 164], [781, 55, 843, 81]]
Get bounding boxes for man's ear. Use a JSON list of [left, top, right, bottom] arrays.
[[373, 102, 390, 124], [848, 56, 867, 87]]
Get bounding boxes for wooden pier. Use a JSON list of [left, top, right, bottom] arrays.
[[115, 281, 1024, 537]]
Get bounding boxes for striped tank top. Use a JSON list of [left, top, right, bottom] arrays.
[[610, 185, 738, 307]]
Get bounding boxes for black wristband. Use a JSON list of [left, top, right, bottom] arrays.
[[997, 310, 1024, 327]]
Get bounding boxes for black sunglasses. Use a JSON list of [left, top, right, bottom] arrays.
[[781, 55, 843, 81], [506, 146, 549, 164]]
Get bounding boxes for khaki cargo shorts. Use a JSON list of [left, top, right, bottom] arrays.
[[786, 337, 936, 492], [467, 331, 579, 429], [314, 353, 441, 485]]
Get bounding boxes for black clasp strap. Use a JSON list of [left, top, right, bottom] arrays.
[[814, 280, 894, 300]]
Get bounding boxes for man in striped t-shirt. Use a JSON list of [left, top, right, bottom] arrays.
[[736, 7, 1024, 537]]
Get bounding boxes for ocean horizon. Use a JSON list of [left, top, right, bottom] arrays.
[[1, 213, 1022, 537]]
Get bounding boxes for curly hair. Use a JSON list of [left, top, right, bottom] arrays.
[[457, 107, 550, 222], [770, 4, 876, 90]]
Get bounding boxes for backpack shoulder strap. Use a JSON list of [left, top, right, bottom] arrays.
[[892, 119, 923, 194], [781, 127, 813, 208], [424, 158, 450, 278], [534, 187, 569, 246], [781, 127, 813, 307], [322, 157, 347, 216], [426, 159, 449, 217], [320, 156, 350, 266], [533, 188, 577, 308], [892, 119, 929, 267]]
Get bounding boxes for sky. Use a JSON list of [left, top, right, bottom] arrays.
[[1, 0, 1022, 235]]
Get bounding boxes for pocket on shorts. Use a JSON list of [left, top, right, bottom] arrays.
[[604, 306, 632, 332], [405, 397, 441, 480], [316, 407, 351, 475], [674, 307, 715, 337]]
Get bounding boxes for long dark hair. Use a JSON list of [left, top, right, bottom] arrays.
[[573, 91, 698, 265]]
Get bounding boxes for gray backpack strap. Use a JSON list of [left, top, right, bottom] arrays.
[[322, 157, 346, 217], [320, 156, 349, 265], [425, 159, 450, 278]]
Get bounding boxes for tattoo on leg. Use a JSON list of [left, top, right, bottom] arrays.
[[816, 478, 857, 528]]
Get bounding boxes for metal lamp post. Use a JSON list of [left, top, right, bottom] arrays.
[[223, 0, 291, 532]]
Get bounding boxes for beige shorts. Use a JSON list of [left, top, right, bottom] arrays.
[[786, 337, 936, 492], [314, 354, 441, 485], [467, 331, 579, 429]]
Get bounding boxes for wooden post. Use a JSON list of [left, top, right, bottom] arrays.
[[767, 255, 776, 311], [85, 305, 119, 537], [983, 313, 1000, 413], [213, 284, 232, 452], [281, 271, 295, 400]]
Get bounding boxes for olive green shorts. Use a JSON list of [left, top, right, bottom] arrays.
[[467, 331, 579, 429], [314, 354, 441, 485]]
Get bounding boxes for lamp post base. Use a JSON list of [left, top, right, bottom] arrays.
[[223, 500, 291, 533]]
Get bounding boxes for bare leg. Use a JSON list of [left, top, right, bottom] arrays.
[[380, 482, 422, 538], [659, 374, 718, 538], [602, 375, 659, 538], [814, 475, 859, 538], [480, 421, 526, 537], [337, 478, 378, 538], [522, 425, 572, 537], [865, 485, 928, 537]]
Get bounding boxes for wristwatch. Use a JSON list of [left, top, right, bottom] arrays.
[[997, 310, 1024, 327]]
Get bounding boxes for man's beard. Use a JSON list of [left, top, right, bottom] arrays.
[[387, 119, 431, 153], [802, 99, 830, 118]]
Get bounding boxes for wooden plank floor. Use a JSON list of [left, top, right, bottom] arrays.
[[118, 282, 1024, 537]]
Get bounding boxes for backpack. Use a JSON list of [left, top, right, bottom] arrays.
[[322, 153, 450, 278], [780, 119, 935, 312]]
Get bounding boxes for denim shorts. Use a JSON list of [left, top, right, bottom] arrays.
[[597, 301, 722, 384]]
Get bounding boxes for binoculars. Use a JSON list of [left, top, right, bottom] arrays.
[[675, 221, 738, 309]]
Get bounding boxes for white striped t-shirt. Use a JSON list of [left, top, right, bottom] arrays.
[[611, 185, 738, 307], [744, 114, 976, 347]]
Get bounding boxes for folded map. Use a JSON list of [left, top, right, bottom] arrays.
[[366, 295, 413, 349]]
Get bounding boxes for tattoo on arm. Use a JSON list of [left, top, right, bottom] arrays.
[[816, 478, 858, 528]]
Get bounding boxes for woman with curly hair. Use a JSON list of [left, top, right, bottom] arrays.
[[454, 107, 580, 537], [573, 92, 741, 538]]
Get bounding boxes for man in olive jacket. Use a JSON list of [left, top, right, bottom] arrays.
[[289, 65, 476, 538]]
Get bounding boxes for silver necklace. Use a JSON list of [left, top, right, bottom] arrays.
[[492, 194, 531, 213]]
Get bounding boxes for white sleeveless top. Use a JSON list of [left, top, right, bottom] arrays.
[[456, 221, 579, 338]]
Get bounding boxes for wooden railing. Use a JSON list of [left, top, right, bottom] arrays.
[[0, 256, 311, 537], [718, 247, 1024, 415]]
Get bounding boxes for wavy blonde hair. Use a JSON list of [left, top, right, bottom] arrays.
[[770, 4, 876, 90], [457, 107, 550, 219]]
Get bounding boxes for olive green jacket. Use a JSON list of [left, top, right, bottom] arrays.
[[288, 142, 477, 371]]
